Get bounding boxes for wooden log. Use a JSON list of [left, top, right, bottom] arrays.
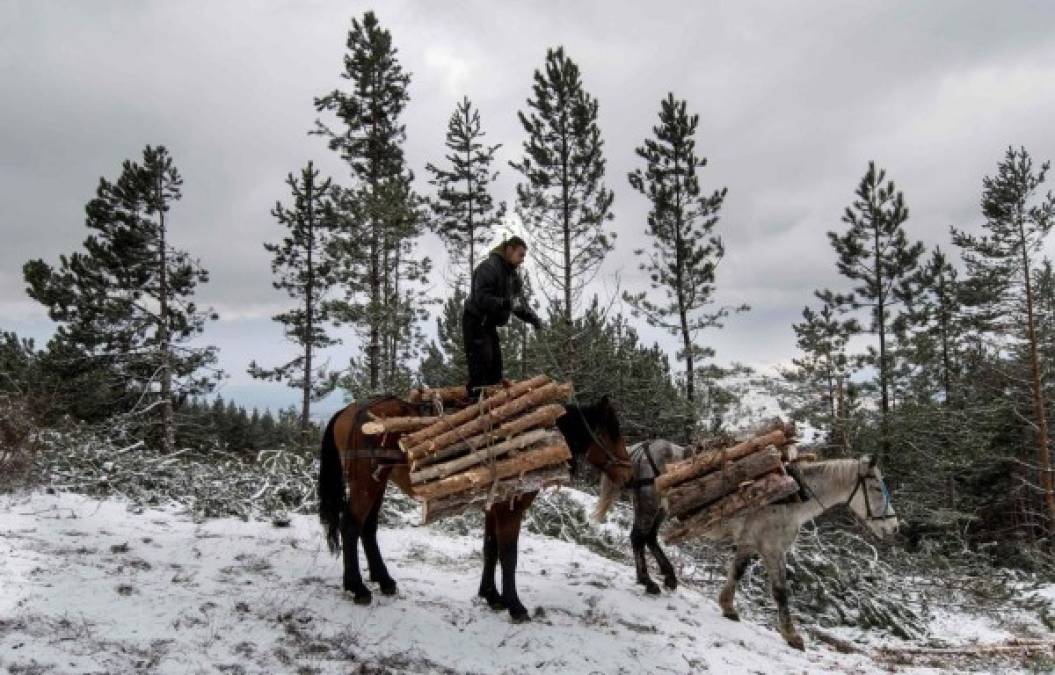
[[410, 404, 567, 471], [656, 428, 790, 493], [409, 428, 561, 485], [421, 465, 569, 524], [407, 381, 515, 404], [728, 416, 787, 443], [665, 447, 785, 516], [663, 473, 799, 544], [406, 382, 573, 461], [407, 385, 467, 404], [411, 441, 572, 502], [361, 415, 439, 435], [400, 375, 550, 450]]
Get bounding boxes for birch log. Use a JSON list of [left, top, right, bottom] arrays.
[[411, 441, 572, 502], [656, 429, 790, 493], [405, 382, 573, 462], [663, 473, 800, 543], [421, 465, 569, 524], [400, 375, 550, 451], [665, 447, 784, 516], [409, 428, 561, 484], [409, 404, 567, 471]]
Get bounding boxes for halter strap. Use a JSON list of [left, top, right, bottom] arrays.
[[573, 405, 632, 471], [796, 465, 896, 522], [628, 442, 662, 491]]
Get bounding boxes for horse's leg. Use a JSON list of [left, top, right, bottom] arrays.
[[361, 480, 397, 595], [340, 506, 372, 604], [646, 512, 677, 591], [477, 508, 505, 610], [718, 546, 753, 621], [631, 497, 661, 594], [764, 550, 804, 650], [630, 525, 660, 595], [495, 491, 536, 622]]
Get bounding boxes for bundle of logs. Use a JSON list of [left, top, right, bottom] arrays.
[[660, 418, 808, 544], [361, 376, 575, 524]]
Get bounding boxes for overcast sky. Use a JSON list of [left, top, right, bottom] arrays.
[[2, 1, 1054, 416]]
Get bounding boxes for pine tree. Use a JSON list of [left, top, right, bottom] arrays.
[[781, 290, 859, 451], [828, 161, 924, 458], [425, 96, 505, 288], [248, 162, 338, 448], [528, 297, 694, 441], [314, 11, 430, 395], [23, 145, 219, 451], [417, 288, 469, 387], [511, 47, 615, 321], [952, 146, 1055, 528], [623, 93, 746, 404]]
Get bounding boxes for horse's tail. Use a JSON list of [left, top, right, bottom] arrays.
[[318, 410, 344, 555]]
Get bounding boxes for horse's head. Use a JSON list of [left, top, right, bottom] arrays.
[[560, 395, 633, 487], [846, 455, 899, 539]]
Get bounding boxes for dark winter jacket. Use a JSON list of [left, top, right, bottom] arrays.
[[464, 249, 540, 329]]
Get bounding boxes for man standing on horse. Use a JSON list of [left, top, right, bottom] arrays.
[[462, 236, 542, 397]]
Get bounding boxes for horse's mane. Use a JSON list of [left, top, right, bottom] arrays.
[[561, 396, 621, 461], [798, 457, 860, 486]]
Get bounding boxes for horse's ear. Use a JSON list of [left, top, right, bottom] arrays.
[[600, 394, 610, 407]]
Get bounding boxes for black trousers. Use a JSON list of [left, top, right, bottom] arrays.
[[463, 311, 503, 397]]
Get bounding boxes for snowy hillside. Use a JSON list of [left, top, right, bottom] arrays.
[[2, 488, 1050, 674]]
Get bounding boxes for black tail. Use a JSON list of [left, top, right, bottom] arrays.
[[318, 411, 344, 555]]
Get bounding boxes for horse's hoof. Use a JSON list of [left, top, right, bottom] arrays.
[[645, 582, 661, 595], [784, 633, 805, 651], [479, 590, 506, 610], [379, 580, 398, 596], [721, 609, 740, 622], [352, 591, 372, 605], [663, 576, 678, 591], [508, 606, 531, 623]]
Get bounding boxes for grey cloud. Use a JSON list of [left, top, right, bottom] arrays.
[[3, 0, 1054, 414]]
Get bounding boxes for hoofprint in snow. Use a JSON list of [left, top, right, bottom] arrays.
[[0, 490, 1040, 675]]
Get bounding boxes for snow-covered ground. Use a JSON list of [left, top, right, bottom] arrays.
[[0, 489, 1048, 674]]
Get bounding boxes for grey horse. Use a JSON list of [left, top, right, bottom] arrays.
[[709, 455, 899, 650], [594, 439, 689, 595]]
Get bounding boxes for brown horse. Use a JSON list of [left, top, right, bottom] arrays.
[[318, 393, 633, 622]]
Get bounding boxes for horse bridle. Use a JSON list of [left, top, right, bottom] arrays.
[[797, 461, 896, 523], [573, 405, 632, 472], [845, 471, 897, 522]]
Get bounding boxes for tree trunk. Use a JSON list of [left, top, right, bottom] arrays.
[[874, 216, 891, 459], [157, 172, 174, 454], [466, 129, 475, 291], [405, 382, 573, 461], [302, 172, 315, 450], [561, 105, 572, 322], [663, 472, 800, 543], [411, 440, 571, 502], [665, 447, 784, 516], [410, 403, 567, 470], [656, 427, 791, 492], [1019, 213, 1055, 528]]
